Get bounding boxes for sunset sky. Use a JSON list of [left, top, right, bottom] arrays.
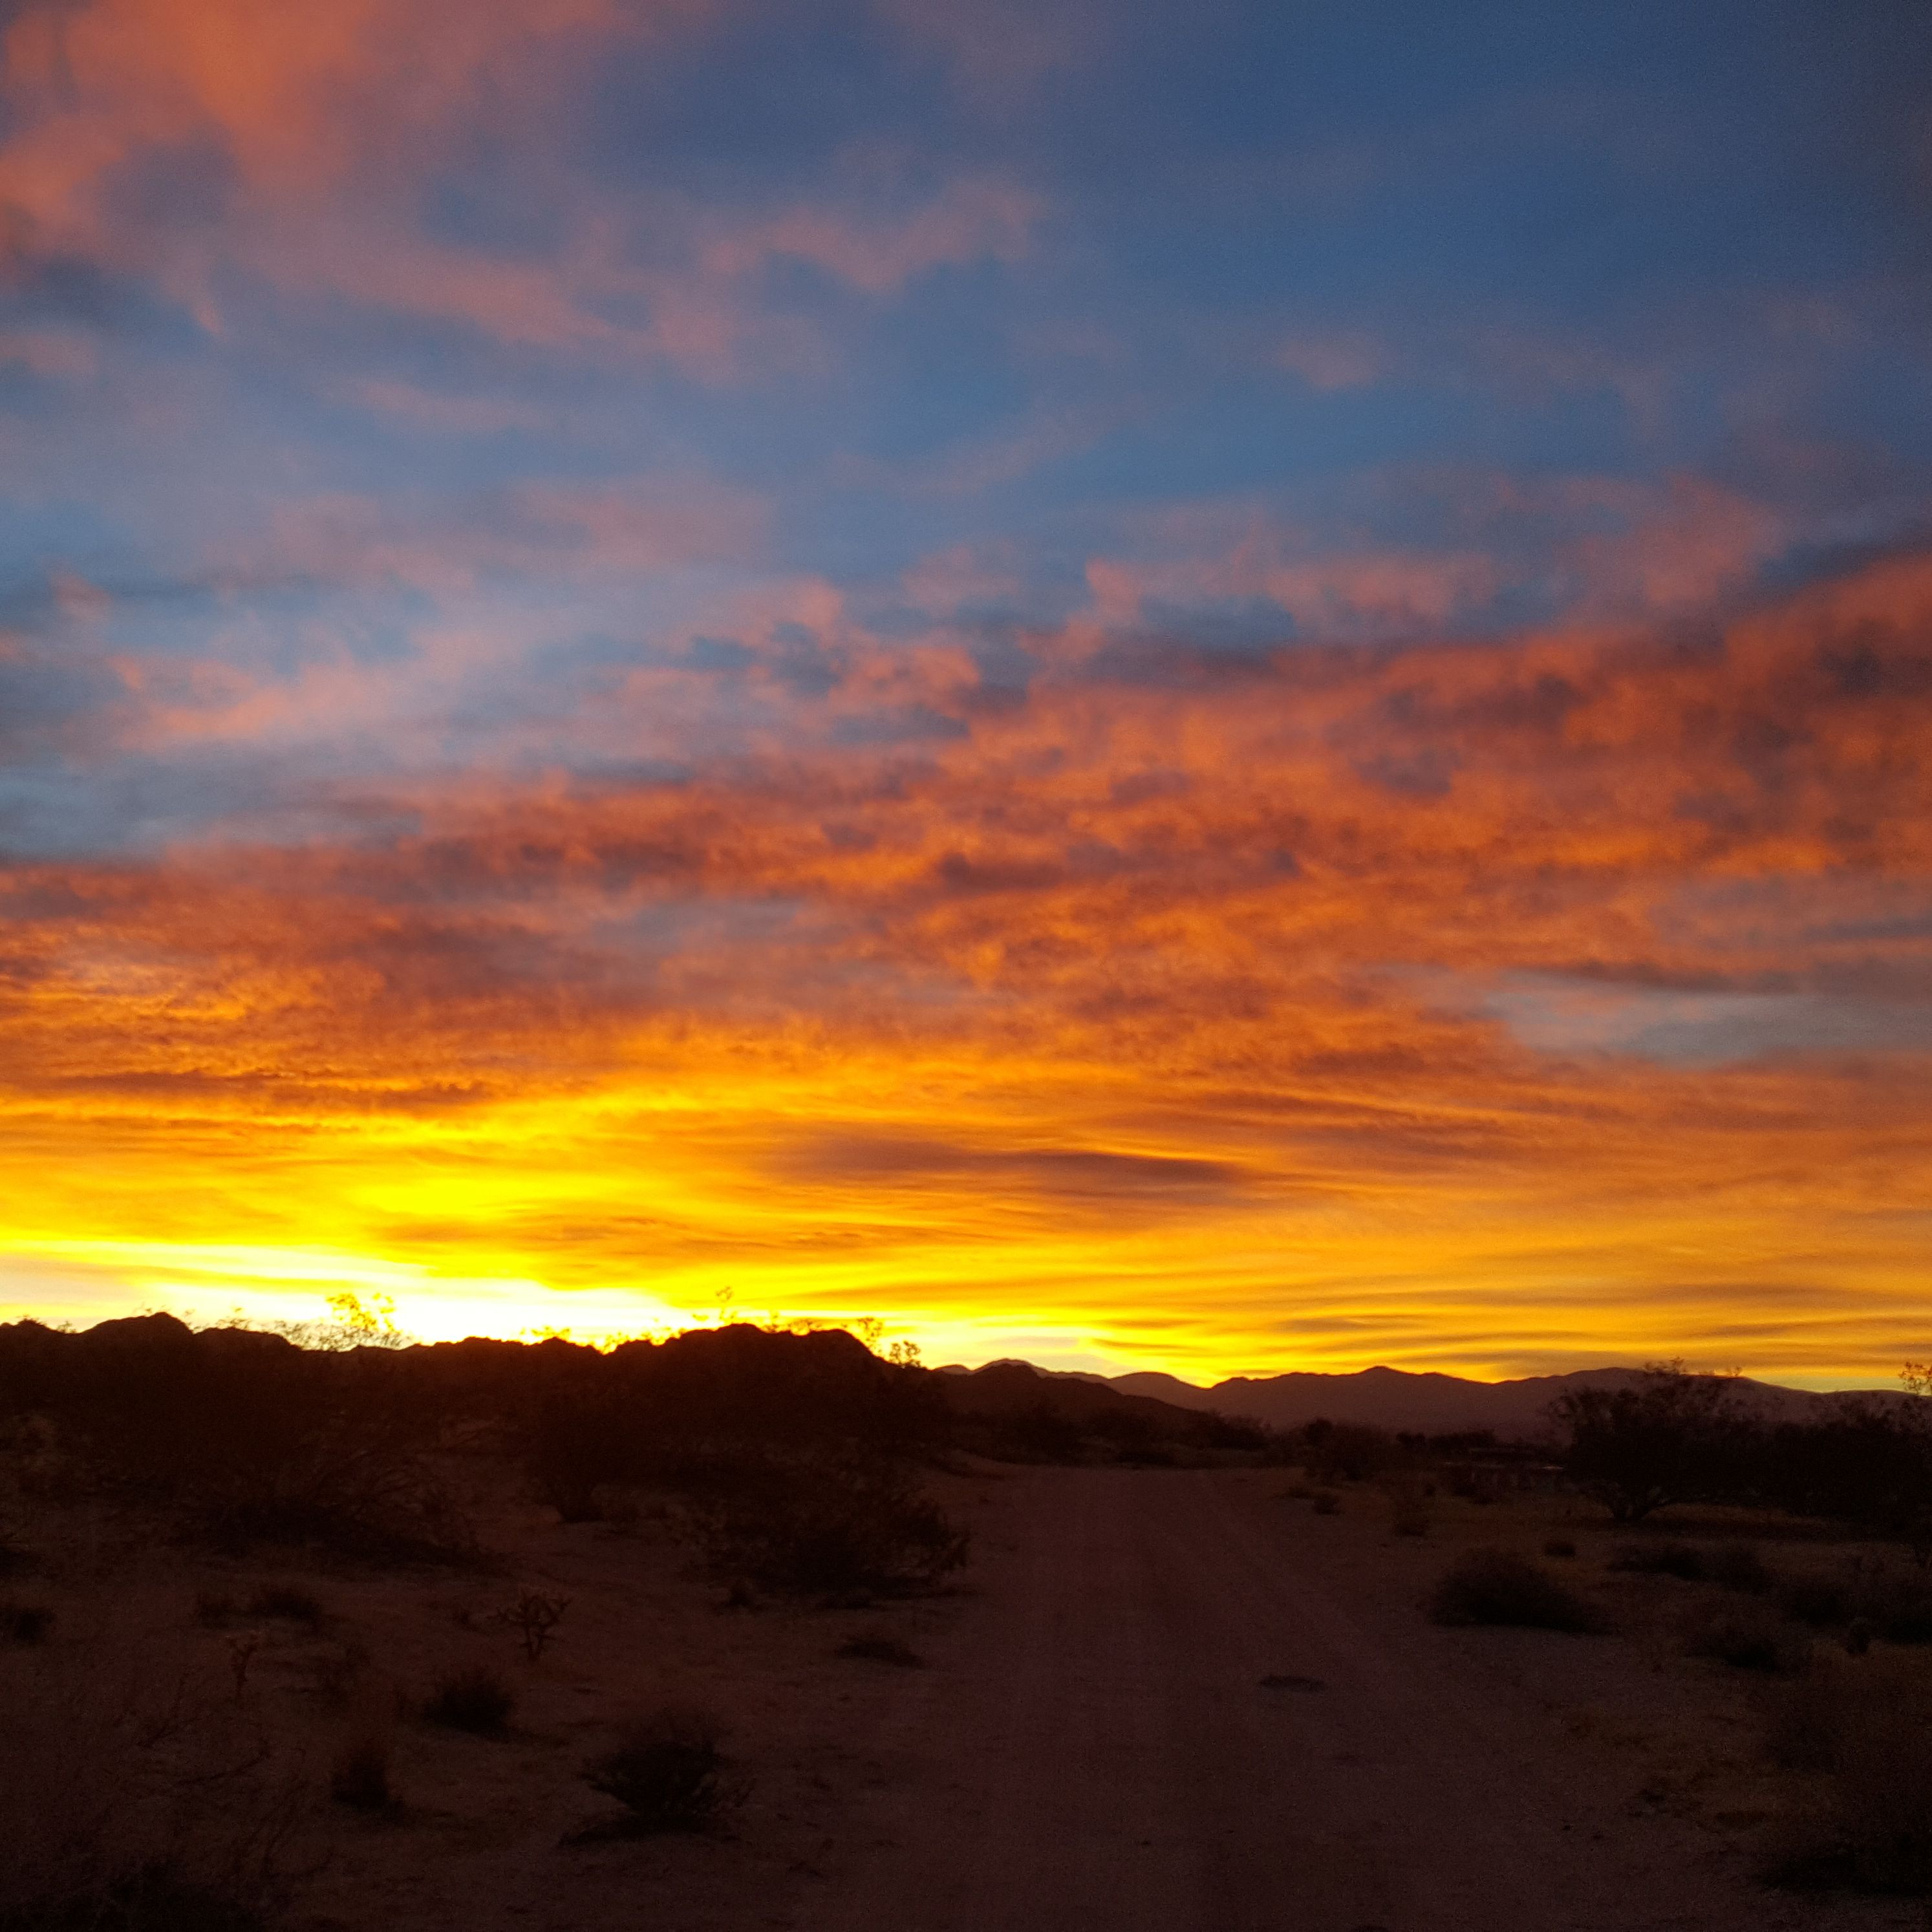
[[3, 1, 1930, 1384]]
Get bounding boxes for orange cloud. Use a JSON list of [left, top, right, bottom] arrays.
[[3, 553, 1929, 1378]]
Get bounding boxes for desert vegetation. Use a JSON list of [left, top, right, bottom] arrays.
[[5, 1316, 1931, 1923]]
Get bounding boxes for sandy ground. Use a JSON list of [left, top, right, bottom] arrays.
[[5, 1465, 1927, 1931], [786, 1468, 1922, 1932]]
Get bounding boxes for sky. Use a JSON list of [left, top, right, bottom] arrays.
[[1, 0, 1930, 1384]]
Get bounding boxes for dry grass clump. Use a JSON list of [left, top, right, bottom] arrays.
[[835, 1629, 923, 1667], [574, 1709, 745, 1840], [1764, 1660, 1932, 1894], [1682, 1599, 1809, 1673], [1428, 1549, 1605, 1633], [421, 1664, 515, 1735]]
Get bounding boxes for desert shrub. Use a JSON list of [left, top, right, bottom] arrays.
[[422, 1666, 515, 1735], [1765, 1667, 1932, 1894], [0, 1645, 301, 1932], [0, 1861, 270, 1932], [245, 1583, 323, 1627], [303, 1638, 372, 1706], [1682, 1600, 1807, 1672], [1608, 1541, 1706, 1581], [328, 1735, 393, 1811], [1712, 1543, 1774, 1594], [1761, 1402, 1932, 1545], [1859, 1569, 1932, 1644], [1006, 1404, 1086, 1462], [498, 1592, 569, 1662], [522, 1323, 948, 1505], [1543, 1537, 1577, 1559], [578, 1710, 742, 1836], [1428, 1550, 1604, 1632], [5, 1316, 473, 1563], [1303, 1421, 1399, 1485], [684, 1452, 968, 1599], [198, 1446, 473, 1565], [836, 1629, 923, 1667], [1, 1603, 52, 1644], [192, 1592, 233, 1628], [1779, 1571, 1854, 1627], [1309, 1490, 1342, 1516], [1765, 1673, 1843, 1771], [1382, 1473, 1433, 1536]]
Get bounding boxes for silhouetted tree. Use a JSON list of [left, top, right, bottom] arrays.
[[1550, 1362, 1749, 1522]]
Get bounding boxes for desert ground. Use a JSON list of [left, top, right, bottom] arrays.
[[5, 1455, 1929, 1932]]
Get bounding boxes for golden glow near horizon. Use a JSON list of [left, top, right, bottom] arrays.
[[5, 562, 1930, 1386]]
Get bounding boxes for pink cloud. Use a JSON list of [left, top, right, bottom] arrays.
[[1274, 332, 1387, 392]]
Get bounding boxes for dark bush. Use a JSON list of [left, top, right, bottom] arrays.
[[1609, 1541, 1706, 1581], [0, 1602, 52, 1644], [328, 1737, 393, 1811], [1764, 1669, 1932, 1894], [0, 1863, 270, 1932], [245, 1583, 323, 1627], [1711, 1543, 1774, 1593], [1860, 1569, 1932, 1645], [1428, 1550, 1604, 1632], [1304, 1420, 1399, 1485], [1309, 1490, 1341, 1516], [1543, 1536, 1577, 1559], [1765, 1673, 1841, 1771], [422, 1665, 515, 1735], [1779, 1571, 1854, 1627], [0, 1315, 473, 1563], [1682, 1600, 1807, 1672], [579, 1710, 742, 1836], [685, 1452, 968, 1600], [836, 1629, 923, 1667]]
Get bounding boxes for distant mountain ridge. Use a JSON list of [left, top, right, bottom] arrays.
[[943, 1361, 1902, 1440]]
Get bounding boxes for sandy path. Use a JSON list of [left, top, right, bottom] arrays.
[[787, 1468, 1858, 1932]]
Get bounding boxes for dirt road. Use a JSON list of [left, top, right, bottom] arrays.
[[787, 1468, 1889, 1932]]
